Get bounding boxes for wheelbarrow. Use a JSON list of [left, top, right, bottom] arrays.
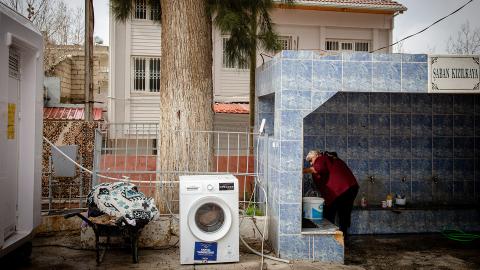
[[64, 211, 148, 264]]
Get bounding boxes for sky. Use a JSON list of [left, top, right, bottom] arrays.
[[394, 0, 480, 54], [81, 0, 480, 54]]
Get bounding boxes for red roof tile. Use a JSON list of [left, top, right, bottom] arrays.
[[214, 103, 250, 114], [44, 107, 104, 121], [281, 0, 407, 11]]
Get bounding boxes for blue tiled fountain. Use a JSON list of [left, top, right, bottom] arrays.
[[255, 51, 480, 262]]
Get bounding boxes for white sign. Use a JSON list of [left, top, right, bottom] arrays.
[[428, 55, 480, 93]]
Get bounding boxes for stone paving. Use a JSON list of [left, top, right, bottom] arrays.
[[1, 233, 479, 270]]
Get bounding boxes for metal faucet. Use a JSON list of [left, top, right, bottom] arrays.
[[432, 176, 438, 184], [369, 175, 375, 184]]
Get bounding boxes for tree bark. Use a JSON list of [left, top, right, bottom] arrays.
[[157, 0, 214, 212], [249, 9, 258, 154], [84, 0, 94, 121]]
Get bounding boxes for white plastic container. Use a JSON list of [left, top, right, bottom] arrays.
[[395, 198, 406, 206], [302, 197, 324, 224]]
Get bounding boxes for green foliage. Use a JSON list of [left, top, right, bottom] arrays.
[[207, 0, 285, 67], [110, 0, 133, 22], [245, 204, 263, 216], [110, 0, 161, 22]]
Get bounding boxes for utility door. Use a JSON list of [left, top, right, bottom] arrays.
[[4, 46, 21, 240]]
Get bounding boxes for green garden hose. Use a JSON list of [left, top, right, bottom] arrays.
[[441, 229, 480, 242]]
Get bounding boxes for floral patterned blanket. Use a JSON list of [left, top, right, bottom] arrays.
[[87, 182, 159, 226]]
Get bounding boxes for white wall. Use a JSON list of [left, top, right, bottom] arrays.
[[131, 20, 161, 56], [0, 3, 43, 252], [110, 6, 395, 123]]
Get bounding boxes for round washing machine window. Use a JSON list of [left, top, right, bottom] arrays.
[[195, 203, 225, 233], [188, 196, 233, 242]]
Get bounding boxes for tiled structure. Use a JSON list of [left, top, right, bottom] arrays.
[[255, 51, 480, 261]]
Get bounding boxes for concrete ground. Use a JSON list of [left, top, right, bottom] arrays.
[[1, 233, 479, 270]]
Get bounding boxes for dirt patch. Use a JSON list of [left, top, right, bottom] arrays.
[[345, 234, 480, 270]]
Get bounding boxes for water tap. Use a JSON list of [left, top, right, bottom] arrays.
[[369, 175, 375, 184], [432, 176, 438, 184]]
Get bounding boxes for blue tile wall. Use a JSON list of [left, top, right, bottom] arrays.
[[255, 52, 480, 260], [282, 60, 312, 91], [372, 62, 401, 92], [313, 60, 342, 91], [343, 62, 372, 92], [279, 203, 302, 234], [303, 92, 479, 206]]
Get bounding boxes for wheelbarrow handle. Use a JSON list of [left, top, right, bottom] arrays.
[[64, 211, 95, 227], [64, 210, 83, 219]]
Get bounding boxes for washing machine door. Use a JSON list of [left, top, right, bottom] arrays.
[[188, 196, 232, 242]]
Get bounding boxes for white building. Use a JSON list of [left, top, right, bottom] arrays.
[[108, 0, 407, 132]]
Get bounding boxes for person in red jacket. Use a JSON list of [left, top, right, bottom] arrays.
[[303, 150, 359, 239]]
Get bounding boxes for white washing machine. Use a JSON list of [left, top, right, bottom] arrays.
[[179, 174, 239, 264]]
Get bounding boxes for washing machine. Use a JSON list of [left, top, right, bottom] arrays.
[[179, 174, 239, 264]]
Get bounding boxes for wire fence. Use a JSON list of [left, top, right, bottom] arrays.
[[42, 122, 268, 216]]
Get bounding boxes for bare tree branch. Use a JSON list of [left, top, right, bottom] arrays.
[[447, 20, 480, 55], [1, 0, 85, 45]]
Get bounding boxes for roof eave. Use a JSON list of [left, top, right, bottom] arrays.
[[275, 1, 407, 13]]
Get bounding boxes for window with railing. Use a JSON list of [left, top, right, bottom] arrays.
[[134, 0, 147, 20], [132, 56, 161, 92], [150, 0, 161, 21], [277, 36, 293, 51], [134, 0, 160, 20], [325, 39, 370, 52]]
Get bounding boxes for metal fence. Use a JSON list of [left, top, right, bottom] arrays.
[[42, 122, 268, 216]]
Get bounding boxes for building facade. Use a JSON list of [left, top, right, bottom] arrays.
[[44, 44, 109, 110], [108, 0, 407, 132]]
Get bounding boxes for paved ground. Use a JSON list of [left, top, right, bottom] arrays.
[[1, 233, 479, 269]]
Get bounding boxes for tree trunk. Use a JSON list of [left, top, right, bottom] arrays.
[[157, 0, 213, 212], [249, 47, 256, 154], [84, 0, 94, 121], [249, 9, 258, 154]]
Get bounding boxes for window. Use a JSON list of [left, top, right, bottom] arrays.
[[222, 37, 248, 70], [325, 39, 370, 52], [341, 42, 353, 51], [150, 0, 161, 21], [277, 36, 292, 51], [132, 56, 161, 92], [325, 40, 339, 51], [355, 42, 370, 52], [149, 58, 160, 92], [134, 0, 159, 20], [134, 0, 146, 19]]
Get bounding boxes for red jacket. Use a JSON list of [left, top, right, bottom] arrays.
[[311, 155, 358, 205]]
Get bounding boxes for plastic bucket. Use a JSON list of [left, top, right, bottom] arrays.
[[302, 197, 324, 224]]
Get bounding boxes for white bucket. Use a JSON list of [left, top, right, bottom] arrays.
[[302, 197, 324, 224]]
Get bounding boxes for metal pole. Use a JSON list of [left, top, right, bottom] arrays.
[[48, 156, 53, 213]]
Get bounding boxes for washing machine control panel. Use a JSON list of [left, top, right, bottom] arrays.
[[219, 182, 235, 191]]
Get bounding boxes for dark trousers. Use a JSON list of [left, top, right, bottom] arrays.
[[323, 185, 359, 238]]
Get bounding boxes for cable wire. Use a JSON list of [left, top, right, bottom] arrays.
[[370, 0, 475, 53]]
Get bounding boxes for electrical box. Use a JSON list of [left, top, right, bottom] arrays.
[[0, 3, 43, 257]]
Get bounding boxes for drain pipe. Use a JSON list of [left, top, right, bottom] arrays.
[[239, 233, 290, 264]]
